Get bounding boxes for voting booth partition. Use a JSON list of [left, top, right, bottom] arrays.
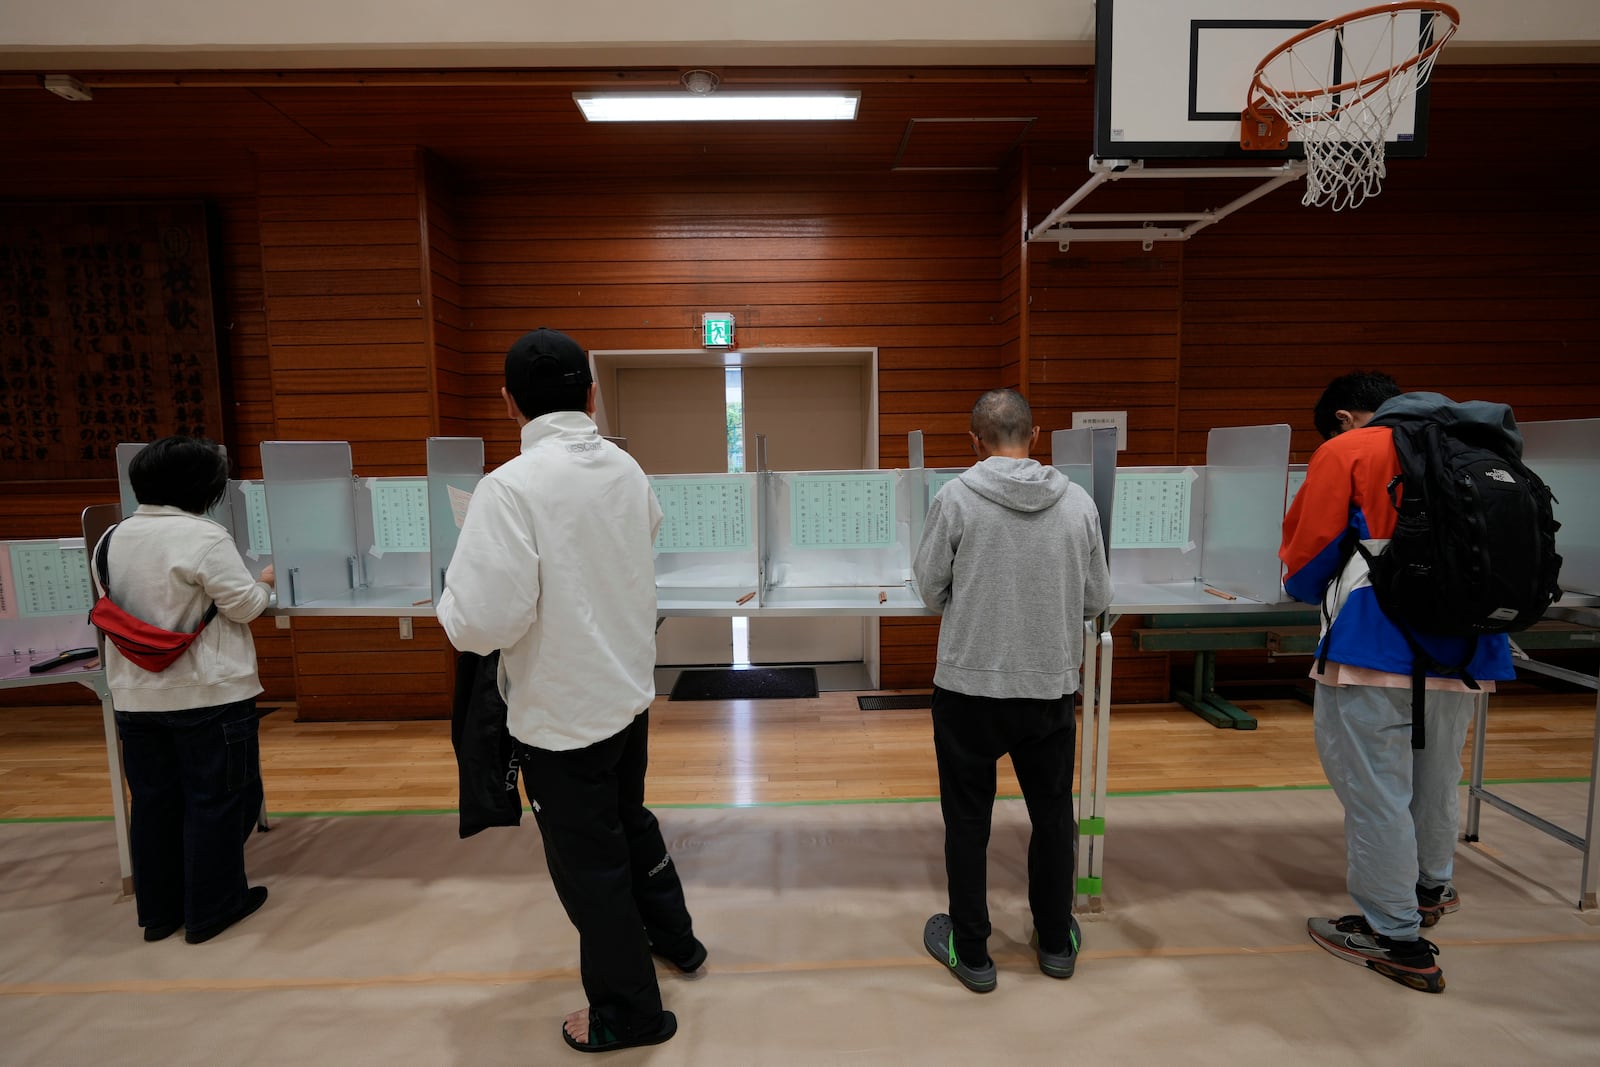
[[1469, 417, 1600, 910], [1111, 424, 1319, 731], [0, 522, 130, 893], [757, 469, 924, 614], [257, 439, 487, 617], [1523, 419, 1600, 604], [260, 441, 426, 615], [648, 473, 760, 613], [1108, 422, 1292, 610], [115, 441, 273, 583], [0, 533, 96, 669], [117, 438, 488, 615], [426, 438, 486, 605]]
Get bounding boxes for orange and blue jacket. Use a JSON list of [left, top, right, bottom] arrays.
[[1279, 424, 1513, 681]]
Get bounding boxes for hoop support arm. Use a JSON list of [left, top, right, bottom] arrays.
[[1027, 157, 1308, 250]]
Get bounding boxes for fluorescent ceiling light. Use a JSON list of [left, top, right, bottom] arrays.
[[573, 91, 860, 123]]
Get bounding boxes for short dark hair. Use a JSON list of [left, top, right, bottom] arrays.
[[129, 436, 230, 515], [970, 388, 1033, 447], [1313, 371, 1401, 439], [504, 328, 593, 420]]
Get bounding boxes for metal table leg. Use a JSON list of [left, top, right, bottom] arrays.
[[88, 676, 133, 897], [1464, 691, 1488, 842], [1077, 624, 1112, 913]]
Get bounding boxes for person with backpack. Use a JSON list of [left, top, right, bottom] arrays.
[[1280, 371, 1559, 995]]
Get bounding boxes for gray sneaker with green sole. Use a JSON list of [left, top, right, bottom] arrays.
[[923, 913, 996, 993]]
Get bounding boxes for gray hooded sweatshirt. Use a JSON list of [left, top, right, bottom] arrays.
[[913, 456, 1113, 701]]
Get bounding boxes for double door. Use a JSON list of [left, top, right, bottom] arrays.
[[599, 352, 876, 672]]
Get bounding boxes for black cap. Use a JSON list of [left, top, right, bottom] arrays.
[[505, 328, 592, 394]]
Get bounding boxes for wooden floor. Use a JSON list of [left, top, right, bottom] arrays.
[[1, 685, 1593, 819]]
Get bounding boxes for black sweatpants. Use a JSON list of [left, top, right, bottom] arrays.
[[931, 685, 1077, 966], [515, 709, 697, 1040]]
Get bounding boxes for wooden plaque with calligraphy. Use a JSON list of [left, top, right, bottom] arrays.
[[0, 201, 224, 481]]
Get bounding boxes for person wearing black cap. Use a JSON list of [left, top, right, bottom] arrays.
[[437, 328, 703, 1054]]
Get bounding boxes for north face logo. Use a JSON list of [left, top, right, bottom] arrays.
[[1484, 468, 1516, 483]]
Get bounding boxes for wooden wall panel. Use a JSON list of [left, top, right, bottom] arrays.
[[449, 172, 1007, 474], [256, 151, 450, 720], [1178, 70, 1600, 465], [423, 155, 471, 435], [257, 151, 435, 474]]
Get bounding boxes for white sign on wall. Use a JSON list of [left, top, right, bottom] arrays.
[[1072, 410, 1127, 450]]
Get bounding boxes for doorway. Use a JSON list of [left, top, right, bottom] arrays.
[[592, 347, 880, 689]]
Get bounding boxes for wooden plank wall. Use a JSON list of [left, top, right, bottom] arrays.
[[423, 155, 472, 436], [1180, 72, 1600, 464], [447, 171, 1010, 472], [255, 150, 452, 719]]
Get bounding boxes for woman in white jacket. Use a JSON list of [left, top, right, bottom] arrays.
[[98, 437, 276, 944]]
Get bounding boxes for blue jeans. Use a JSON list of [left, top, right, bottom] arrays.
[[115, 699, 263, 933], [1313, 683, 1474, 938]]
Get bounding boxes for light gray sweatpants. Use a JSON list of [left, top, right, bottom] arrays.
[[1313, 682, 1476, 939]]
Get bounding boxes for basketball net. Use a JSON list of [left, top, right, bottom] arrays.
[[1242, 3, 1460, 211]]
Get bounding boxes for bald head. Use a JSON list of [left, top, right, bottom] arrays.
[[970, 389, 1034, 450]]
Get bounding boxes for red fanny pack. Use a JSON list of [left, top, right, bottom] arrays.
[[88, 524, 217, 672]]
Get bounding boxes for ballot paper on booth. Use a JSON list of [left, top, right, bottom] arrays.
[[760, 469, 922, 612], [649, 473, 761, 610]]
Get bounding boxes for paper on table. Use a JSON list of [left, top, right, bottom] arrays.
[[371, 479, 430, 554], [652, 477, 752, 553], [447, 484, 473, 530], [791, 474, 896, 550], [9, 542, 93, 617], [0, 544, 14, 620], [240, 481, 271, 557], [1285, 469, 1308, 511], [927, 470, 962, 504], [1111, 472, 1192, 550]]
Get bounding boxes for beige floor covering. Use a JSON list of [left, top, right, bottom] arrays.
[[3, 783, 1599, 1066]]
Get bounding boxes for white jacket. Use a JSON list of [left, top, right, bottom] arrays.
[[95, 505, 271, 711], [437, 411, 663, 750]]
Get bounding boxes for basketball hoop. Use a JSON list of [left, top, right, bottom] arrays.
[[1241, 2, 1460, 211]]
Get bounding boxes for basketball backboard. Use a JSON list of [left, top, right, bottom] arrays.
[[1095, 0, 1441, 159]]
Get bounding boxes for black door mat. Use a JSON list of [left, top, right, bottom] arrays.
[[669, 667, 819, 701], [857, 693, 934, 711]]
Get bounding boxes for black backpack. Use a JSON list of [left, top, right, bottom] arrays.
[[1347, 405, 1562, 748]]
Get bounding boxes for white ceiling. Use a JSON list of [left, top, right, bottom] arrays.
[[1, 0, 1596, 70]]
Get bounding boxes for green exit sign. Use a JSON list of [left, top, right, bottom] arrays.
[[702, 312, 735, 348]]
